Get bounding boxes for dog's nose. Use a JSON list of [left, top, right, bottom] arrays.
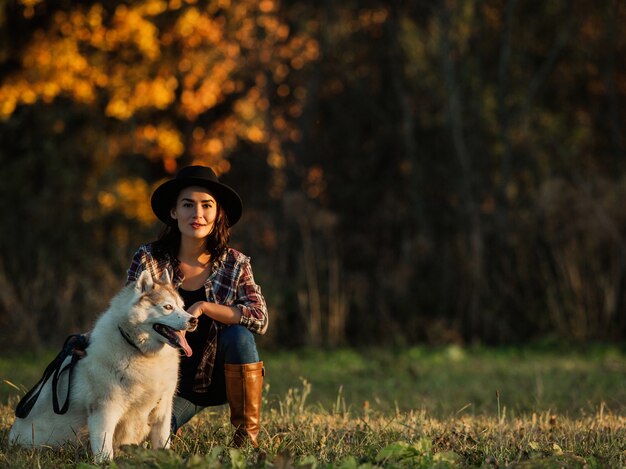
[[189, 317, 198, 328]]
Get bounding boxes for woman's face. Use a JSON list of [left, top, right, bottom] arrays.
[[170, 186, 218, 240]]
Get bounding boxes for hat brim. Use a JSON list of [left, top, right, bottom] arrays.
[[151, 177, 243, 227]]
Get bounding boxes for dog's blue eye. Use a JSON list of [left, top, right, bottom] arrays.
[[164, 304, 173, 310]]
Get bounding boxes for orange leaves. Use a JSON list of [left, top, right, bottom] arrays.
[[305, 166, 327, 200], [52, 4, 160, 59], [1, 0, 319, 130], [18, 0, 42, 19], [175, 7, 224, 46], [1, 0, 322, 217], [133, 123, 184, 162], [0, 2, 167, 120], [106, 75, 178, 119], [115, 9, 161, 60], [97, 178, 155, 224], [179, 59, 237, 119], [259, 0, 276, 14], [0, 33, 102, 117], [173, 8, 240, 120]]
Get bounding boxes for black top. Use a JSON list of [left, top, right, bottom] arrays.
[[177, 286, 214, 403]]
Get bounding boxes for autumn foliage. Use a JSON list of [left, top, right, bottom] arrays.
[[1, 0, 626, 348]]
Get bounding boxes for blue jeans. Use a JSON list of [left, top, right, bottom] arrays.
[[171, 325, 259, 432]]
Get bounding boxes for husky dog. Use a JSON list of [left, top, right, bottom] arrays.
[[9, 270, 198, 462]]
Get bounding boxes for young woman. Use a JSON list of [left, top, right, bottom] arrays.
[[126, 165, 268, 447]]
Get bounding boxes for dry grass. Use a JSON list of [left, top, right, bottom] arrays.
[[0, 347, 625, 467], [1, 401, 624, 468]]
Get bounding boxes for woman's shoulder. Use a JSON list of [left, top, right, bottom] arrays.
[[131, 242, 155, 257], [131, 242, 171, 261], [223, 247, 251, 265]]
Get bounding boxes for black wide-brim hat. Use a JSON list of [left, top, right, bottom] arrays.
[[151, 165, 243, 227]]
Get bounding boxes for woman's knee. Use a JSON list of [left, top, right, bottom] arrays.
[[172, 397, 204, 432], [219, 325, 259, 364]]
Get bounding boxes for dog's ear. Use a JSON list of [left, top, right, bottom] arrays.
[[160, 269, 172, 285], [136, 270, 155, 293]]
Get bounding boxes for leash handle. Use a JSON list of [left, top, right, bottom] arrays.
[[51, 354, 79, 414], [14, 334, 87, 418]]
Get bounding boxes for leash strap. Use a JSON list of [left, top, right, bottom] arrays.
[[51, 352, 80, 414], [14, 334, 88, 419]]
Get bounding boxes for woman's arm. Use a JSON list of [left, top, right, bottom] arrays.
[[234, 260, 269, 334], [188, 259, 269, 334], [187, 301, 242, 324]]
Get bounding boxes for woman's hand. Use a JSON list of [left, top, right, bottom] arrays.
[[187, 301, 207, 319]]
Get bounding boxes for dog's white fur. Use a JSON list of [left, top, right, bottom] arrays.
[[9, 270, 197, 462]]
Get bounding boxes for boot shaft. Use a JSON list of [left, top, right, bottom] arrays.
[[225, 361, 264, 447]]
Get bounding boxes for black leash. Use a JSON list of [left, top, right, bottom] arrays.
[[15, 334, 88, 419]]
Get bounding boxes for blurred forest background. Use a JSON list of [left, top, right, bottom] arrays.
[[0, 0, 625, 350]]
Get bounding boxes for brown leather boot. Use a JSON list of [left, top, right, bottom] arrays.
[[224, 361, 264, 448]]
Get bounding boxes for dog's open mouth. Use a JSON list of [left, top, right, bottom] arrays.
[[153, 324, 193, 357]]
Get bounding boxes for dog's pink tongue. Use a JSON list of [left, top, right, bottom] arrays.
[[175, 331, 193, 357]]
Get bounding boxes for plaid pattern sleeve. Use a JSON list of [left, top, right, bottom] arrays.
[[126, 247, 145, 284], [126, 244, 177, 286], [234, 259, 269, 335], [210, 249, 269, 335]]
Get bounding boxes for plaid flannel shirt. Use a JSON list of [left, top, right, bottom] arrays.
[[126, 243, 268, 392]]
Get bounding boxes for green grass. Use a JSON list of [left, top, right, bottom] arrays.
[[0, 346, 625, 467], [263, 345, 626, 417]]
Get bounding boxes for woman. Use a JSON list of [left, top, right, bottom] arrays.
[[126, 165, 268, 447]]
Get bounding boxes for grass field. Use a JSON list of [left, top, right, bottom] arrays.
[[0, 345, 624, 467]]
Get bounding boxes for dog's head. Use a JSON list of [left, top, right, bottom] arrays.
[[125, 270, 198, 356]]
